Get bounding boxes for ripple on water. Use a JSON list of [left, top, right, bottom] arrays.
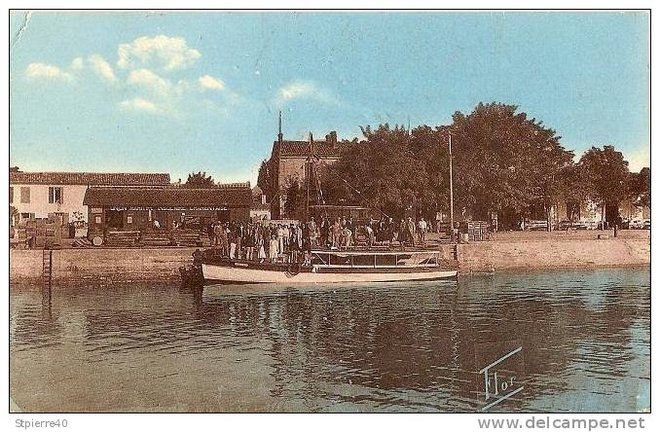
[[9, 268, 650, 412]]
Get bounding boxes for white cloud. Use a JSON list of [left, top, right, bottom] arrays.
[[127, 68, 171, 96], [199, 74, 225, 91], [274, 80, 338, 108], [87, 54, 117, 82], [71, 57, 84, 71], [117, 35, 201, 71], [118, 97, 161, 114], [25, 62, 72, 81]]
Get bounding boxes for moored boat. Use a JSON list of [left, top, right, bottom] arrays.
[[198, 248, 457, 284]]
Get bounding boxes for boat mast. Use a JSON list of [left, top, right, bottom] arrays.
[[277, 111, 283, 219], [305, 132, 313, 223]]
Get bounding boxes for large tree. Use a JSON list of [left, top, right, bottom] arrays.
[[450, 102, 573, 229], [579, 145, 630, 224], [560, 163, 594, 222], [256, 159, 276, 202], [184, 171, 215, 188], [319, 124, 434, 220], [629, 167, 650, 208], [283, 175, 303, 219]]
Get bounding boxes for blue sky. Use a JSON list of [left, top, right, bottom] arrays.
[[9, 11, 650, 184]]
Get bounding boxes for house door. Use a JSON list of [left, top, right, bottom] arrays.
[[106, 210, 124, 230]]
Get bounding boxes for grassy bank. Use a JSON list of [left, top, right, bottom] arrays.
[[9, 230, 650, 283]]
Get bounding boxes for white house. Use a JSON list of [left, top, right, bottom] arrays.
[[9, 169, 171, 225]]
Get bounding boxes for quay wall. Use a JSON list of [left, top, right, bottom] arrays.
[[457, 237, 650, 273], [9, 236, 650, 284], [10, 247, 197, 283]]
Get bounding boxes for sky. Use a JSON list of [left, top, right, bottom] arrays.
[[8, 11, 650, 185]]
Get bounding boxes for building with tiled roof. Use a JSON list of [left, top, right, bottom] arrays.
[[83, 185, 252, 239], [9, 168, 171, 229], [9, 170, 171, 186], [266, 129, 344, 219]]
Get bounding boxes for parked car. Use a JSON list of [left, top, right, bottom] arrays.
[[643, 219, 650, 230], [629, 219, 644, 229], [524, 219, 548, 231]]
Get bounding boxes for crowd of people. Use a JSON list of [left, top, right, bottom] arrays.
[[206, 215, 434, 263]]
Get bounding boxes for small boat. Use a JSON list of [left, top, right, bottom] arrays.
[[199, 248, 457, 284]]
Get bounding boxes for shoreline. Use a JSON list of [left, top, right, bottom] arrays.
[[9, 230, 650, 284]]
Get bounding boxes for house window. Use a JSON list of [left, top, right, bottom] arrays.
[[126, 216, 133, 224], [49, 187, 63, 204], [9, 187, 13, 204], [20, 212, 34, 220], [94, 216, 102, 224], [20, 187, 30, 203]]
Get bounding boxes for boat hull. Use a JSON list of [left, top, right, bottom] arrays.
[[202, 262, 457, 284]]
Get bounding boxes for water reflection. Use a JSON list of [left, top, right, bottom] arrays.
[[10, 268, 650, 412]]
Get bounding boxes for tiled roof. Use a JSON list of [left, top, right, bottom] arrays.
[[10, 171, 171, 186], [272, 140, 344, 158], [83, 187, 251, 208]]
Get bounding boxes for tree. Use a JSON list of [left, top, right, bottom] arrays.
[[629, 167, 650, 208], [184, 171, 215, 188], [560, 164, 594, 222], [579, 145, 630, 224], [450, 102, 573, 229], [320, 124, 433, 219], [257, 160, 276, 202], [283, 175, 303, 219]]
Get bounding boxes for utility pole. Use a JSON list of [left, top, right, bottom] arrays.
[[449, 130, 455, 234]]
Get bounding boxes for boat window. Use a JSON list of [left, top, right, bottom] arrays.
[[375, 255, 397, 266], [352, 255, 374, 266], [329, 254, 352, 266], [396, 254, 415, 265]]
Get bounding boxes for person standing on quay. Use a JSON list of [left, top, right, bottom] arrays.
[[308, 217, 318, 247], [244, 224, 255, 261], [257, 228, 266, 262], [365, 223, 375, 248], [331, 218, 342, 248], [277, 224, 285, 254], [269, 235, 279, 263], [406, 217, 416, 248], [417, 217, 427, 246], [399, 219, 407, 246], [320, 216, 330, 247]]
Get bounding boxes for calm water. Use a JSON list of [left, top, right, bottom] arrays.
[[10, 268, 650, 412]]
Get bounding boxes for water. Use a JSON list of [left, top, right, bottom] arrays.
[[10, 268, 650, 412]]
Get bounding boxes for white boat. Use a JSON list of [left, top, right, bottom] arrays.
[[199, 249, 457, 284]]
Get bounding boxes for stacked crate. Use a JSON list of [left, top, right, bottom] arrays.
[[105, 230, 140, 247], [14, 218, 62, 248], [140, 231, 174, 247], [171, 229, 203, 246]]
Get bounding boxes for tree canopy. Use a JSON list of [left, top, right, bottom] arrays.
[[184, 171, 215, 188], [318, 103, 578, 228], [257, 160, 276, 202], [451, 102, 573, 225], [273, 101, 644, 228]]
